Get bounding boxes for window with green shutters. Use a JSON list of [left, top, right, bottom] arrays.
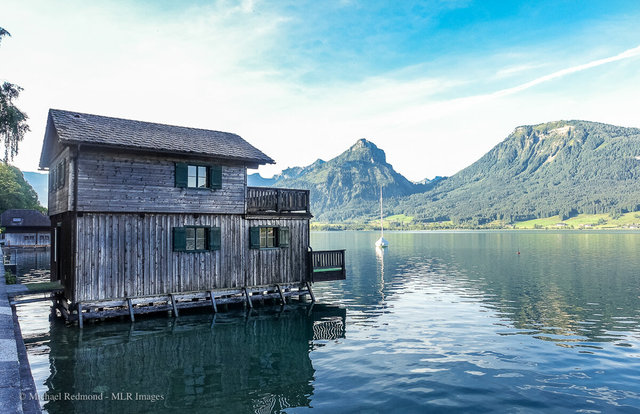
[[175, 163, 223, 189], [209, 165, 222, 189], [209, 227, 221, 250], [249, 226, 290, 249], [278, 227, 290, 247], [172, 228, 187, 251], [173, 226, 221, 252], [49, 159, 66, 192], [249, 227, 261, 249], [57, 160, 65, 189]]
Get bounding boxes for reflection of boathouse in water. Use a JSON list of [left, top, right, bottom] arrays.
[[38, 109, 345, 324], [42, 305, 346, 413]]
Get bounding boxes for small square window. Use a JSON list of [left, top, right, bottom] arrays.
[[260, 227, 277, 248], [184, 227, 208, 251], [186, 165, 208, 188], [176, 163, 221, 189], [173, 226, 219, 252]]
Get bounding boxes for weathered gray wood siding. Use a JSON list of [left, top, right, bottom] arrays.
[[73, 213, 309, 302], [75, 149, 246, 214], [48, 147, 72, 216], [245, 217, 309, 287]]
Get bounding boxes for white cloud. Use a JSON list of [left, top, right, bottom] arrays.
[[3, 1, 640, 183], [494, 63, 547, 79]]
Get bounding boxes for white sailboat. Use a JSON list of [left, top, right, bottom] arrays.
[[375, 187, 389, 248]]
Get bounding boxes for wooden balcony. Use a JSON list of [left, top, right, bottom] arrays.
[[246, 187, 310, 215], [309, 249, 346, 282]]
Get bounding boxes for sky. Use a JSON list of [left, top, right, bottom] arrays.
[[2, 0, 640, 181]]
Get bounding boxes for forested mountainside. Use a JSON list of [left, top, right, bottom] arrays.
[[396, 120, 640, 224], [254, 120, 640, 224]]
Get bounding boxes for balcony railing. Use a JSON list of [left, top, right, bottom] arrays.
[[246, 187, 310, 215], [309, 249, 346, 282]]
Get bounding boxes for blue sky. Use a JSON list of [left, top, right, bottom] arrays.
[[3, 0, 640, 180]]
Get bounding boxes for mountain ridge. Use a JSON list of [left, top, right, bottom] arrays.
[[252, 138, 432, 218], [254, 119, 640, 224]]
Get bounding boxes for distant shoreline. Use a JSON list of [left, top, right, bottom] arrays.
[[311, 227, 640, 232], [312, 212, 640, 232]]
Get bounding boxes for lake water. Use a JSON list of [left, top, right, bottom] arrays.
[[14, 231, 640, 413]]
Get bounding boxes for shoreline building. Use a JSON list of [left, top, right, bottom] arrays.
[[39, 109, 345, 324], [0, 209, 51, 247]]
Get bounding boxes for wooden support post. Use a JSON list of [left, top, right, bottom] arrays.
[[127, 298, 135, 322], [244, 288, 253, 309], [276, 284, 286, 305], [78, 303, 84, 328], [209, 291, 218, 313], [306, 281, 316, 303], [170, 294, 179, 317]]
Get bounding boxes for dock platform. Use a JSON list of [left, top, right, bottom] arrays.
[[0, 247, 41, 413]]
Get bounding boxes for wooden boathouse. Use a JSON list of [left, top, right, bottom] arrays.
[[39, 109, 345, 325]]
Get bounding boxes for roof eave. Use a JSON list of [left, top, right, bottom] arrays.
[[38, 111, 57, 169], [61, 139, 276, 166]]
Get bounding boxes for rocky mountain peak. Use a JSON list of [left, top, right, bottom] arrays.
[[342, 138, 387, 164]]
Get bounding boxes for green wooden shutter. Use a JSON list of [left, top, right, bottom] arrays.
[[209, 227, 221, 251], [52, 166, 58, 190], [173, 227, 186, 251], [175, 163, 188, 188], [209, 165, 222, 189], [59, 160, 66, 188], [249, 227, 261, 249], [279, 227, 290, 247]]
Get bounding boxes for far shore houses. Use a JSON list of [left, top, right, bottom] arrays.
[[39, 109, 345, 324], [0, 209, 51, 247]]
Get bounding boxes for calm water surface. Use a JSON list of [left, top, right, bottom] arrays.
[[14, 231, 640, 413]]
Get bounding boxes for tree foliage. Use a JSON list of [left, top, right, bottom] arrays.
[[0, 27, 29, 163], [0, 27, 10, 45], [0, 162, 43, 213]]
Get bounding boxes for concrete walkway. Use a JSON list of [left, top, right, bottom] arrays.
[[0, 247, 41, 414]]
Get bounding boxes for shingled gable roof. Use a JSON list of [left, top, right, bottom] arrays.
[[0, 209, 51, 228], [39, 109, 275, 167]]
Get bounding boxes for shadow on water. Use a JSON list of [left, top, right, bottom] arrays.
[[37, 305, 345, 414]]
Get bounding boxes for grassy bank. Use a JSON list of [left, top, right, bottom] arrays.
[[513, 212, 640, 230]]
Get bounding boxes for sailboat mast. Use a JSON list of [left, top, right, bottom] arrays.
[[380, 186, 383, 236]]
